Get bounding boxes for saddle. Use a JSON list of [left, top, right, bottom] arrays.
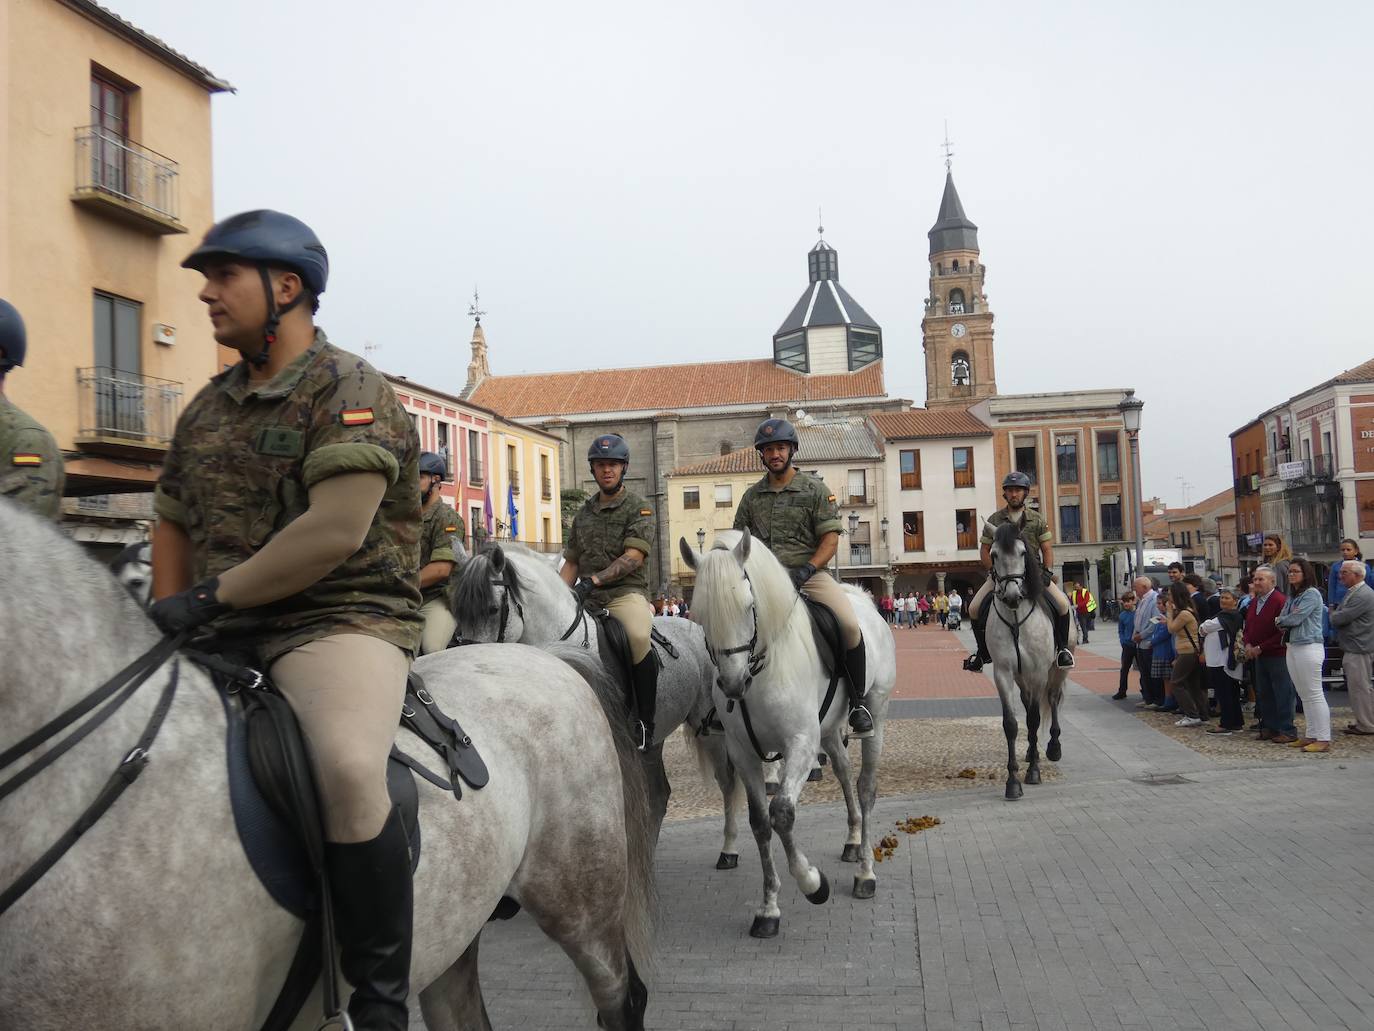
[[195, 650, 498, 1031], [592, 610, 676, 715]]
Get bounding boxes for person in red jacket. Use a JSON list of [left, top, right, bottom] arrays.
[[1241, 565, 1297, 742]]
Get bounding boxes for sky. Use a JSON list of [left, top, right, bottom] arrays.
[[114, 0, 1373, 508]]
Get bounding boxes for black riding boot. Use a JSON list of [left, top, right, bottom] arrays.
[[1054, 610, 1076, 669], [963, 608, 991, 671], [844, 639, 874, 738], [631, 654, 659, 752], [325, 807, 413, 1031]]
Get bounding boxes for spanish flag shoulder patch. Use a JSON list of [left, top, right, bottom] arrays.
[[339, 407, 375, 426], [827, 494, 836, 503], [639, 508, 653, 516], [444, 525, 458, 533], [12, 453, 42, 467]]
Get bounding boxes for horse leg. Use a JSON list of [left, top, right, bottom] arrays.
[[1023, 694, 1042, 785], [822, 732, 863, 864], [764, 756, 782, 796], [851, 724, 885, 899], [769, 748, 829, 906], [994, 669, 1022, 800], [712, 751, 741, 870], [741, 765, 784, 937], [418, 932, 493, 1031], [1046, 678, 1064, 762]]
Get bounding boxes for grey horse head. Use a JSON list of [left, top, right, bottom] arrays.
[[110, 541, 153, 609], [450, 543, 527, 643], [990, 520, 1043, 606]]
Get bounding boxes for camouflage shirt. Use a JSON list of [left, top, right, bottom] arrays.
[[564, 486, 654, 607], [733, 470, 841, 569], [419, 498, 463, 603], [0, 396, 64, 520], [155, 330, 423, 664], [981, 505, 1053, 560]]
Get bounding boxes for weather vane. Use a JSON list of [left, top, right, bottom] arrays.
[[817, 206, 824, 238], [942, 120, 954, 172], [468, 287, 486, 325]]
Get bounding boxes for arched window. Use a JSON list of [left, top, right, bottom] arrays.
[[952, 259, 960, 271], [948, 288, 966, 314], [951, 350, 972, 387]]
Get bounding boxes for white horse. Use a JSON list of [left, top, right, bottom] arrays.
[[0, 500, 653, 1030], [448, 543, 746, 868], [679, 530, 895, 937], [984, 519, 1070, 800]]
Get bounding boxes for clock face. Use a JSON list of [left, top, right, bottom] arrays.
[[951, 323, 967, 338]]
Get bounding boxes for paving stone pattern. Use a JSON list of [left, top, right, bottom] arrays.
[[407, 627, 1374, 1029]]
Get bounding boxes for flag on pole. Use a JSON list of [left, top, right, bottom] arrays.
[[507, 485, 519, 538], [483, 483, 494, 535]]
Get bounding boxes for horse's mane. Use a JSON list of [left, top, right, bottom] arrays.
[[450, 544, 528, 628], [992, 519, 1043, 604]]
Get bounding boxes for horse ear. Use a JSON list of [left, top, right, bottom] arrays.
[[452, 541, 470, 572], [734, 528, 751, 564], [490, 545, 505, 572], [679, 536, 698, 570]]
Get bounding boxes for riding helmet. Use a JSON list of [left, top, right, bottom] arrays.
[[182, 210, 329, 297], [1002, 471, 1032, 490], [753, 418, 799, 451], [588, 434, 630, 463], [0, 298, 25, 370], [418, 451, 447, 478]]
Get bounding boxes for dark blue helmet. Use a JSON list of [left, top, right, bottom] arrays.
[[182, 210, 329, 296], [753, 418, 799, 451], [418, 451, 447, 477], [587, 434, 630, 463], [0, 298, 25, 370], [1003, 471, 1032, 490]]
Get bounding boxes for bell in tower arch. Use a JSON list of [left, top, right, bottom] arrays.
[[951, 352, 972, 387]]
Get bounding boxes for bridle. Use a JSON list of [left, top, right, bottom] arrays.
[[988, 543, 1036, 674], [450, 578, 524, 647], [706, 568, 768, 689]]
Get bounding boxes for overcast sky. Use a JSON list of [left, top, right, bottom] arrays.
[[117, 0, 1373, 508]]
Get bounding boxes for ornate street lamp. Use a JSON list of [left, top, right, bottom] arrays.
[[1119, 390, 1146, 580], [696, 527, 706, 552]]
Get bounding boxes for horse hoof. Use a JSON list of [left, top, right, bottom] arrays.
[[804, 871, 830, 905], [1024, 767, 1042, 785], [1046, 741, 1062, 762], [817, 752, 828, 766], [1005, 781, 1023, 800], [853, 877, 877, 900], [765, 781, 779, 796], [840, 843, 863, 863], [749, 915, 780, 938], [715, 852, 739, 870], [807, 767, 824, 783]]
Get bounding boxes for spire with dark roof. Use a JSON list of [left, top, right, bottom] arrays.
[[928, 172, 979, 256], [775, 232, 879, 336]]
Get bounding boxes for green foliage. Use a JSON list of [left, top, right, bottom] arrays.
[[560, 486, 589, 534]]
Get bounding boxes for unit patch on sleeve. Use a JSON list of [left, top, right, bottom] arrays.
[[444, 525, 458, 533], [11, 453, 42, 466], [639, 508, 653, 516], [339, 407, 375, 426]]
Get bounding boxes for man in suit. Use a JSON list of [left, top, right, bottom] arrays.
[[1242, 565, 1296, 742], [1331, 559, 1374, 736]]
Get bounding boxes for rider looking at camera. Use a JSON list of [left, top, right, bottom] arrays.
[[733, 418, 873, 738], [963, 471, 1075, 672], [148, 210, 421, 1030], [560, 434, 658, 752]]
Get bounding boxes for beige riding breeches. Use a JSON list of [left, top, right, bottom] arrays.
[[269, 634, 410, 844], [418, 596, 456, 655], [801, 570, 862, 650], [605, 592, 653, 663], [969, 576, 1070, 619]]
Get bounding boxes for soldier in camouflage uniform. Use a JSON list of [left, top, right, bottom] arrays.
[[0, 299, 64, 520], [734, 418, 874, 738], [147, 211, 419, 1031], [561, 433, 659, 751], [962, 470, 1075, 672], [417, 450, 463, 654]]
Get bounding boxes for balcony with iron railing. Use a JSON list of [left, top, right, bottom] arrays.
[[468, 459, 485, 486], [1060, 527, 1083, 544], [847, 544, 873, 566], [1290, 524, 1342, 554], [71, 127, 184, 235], [846, 492, 875, 506], [1102, 526, 1125, 542], [1233, 473, 1260, 496], [1276, 453, 1336, 487], [75, 367, 182, 458], [508, 468, 520, 494]]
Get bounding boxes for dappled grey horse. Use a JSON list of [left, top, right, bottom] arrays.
[[449, 543, 746, 865], [984, 519, 1070, 800], [0, 500, 654, 1030]]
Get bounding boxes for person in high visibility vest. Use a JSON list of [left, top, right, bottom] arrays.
[[1070, 581, 1098, 642]]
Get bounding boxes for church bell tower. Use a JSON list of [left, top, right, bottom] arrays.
[[922, 165, 997, 408]]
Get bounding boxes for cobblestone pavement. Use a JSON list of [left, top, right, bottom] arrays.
[[408, 625, 1374, 1029]]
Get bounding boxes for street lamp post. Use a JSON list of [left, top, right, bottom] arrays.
[[696, 527, 706, 552], [1119, 390, 1145, 582], [843, 511, 859, 582]]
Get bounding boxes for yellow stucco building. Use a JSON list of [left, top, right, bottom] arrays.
[[1, 0, 230, 546]]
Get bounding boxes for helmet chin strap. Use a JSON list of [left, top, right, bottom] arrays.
[[244, 265, 306, 368]]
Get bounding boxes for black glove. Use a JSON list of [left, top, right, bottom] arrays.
[[1041, 568, 1054, 588], [790, 563, 817, 592], [148, 577, 229, 635], [574, 577, 597, 604]]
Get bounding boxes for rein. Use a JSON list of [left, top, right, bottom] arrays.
[[0, 632, 186, 916], [557, 597, 591, 649]]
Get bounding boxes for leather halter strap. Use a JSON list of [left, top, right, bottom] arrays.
[[451, 578, 523, 647]]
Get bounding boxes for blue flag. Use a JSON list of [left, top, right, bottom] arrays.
[[507, 484, 519, 537]]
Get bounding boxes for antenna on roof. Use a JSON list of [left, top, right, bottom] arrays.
[[817, 206, 824, 238], [468, 286, 486, 325], [942, 120, 954, 173]]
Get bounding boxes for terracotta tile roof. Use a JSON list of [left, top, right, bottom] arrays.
[[669, 449, 764, 477], [668, 419, 882, 476], [1164, 487, 1235, 521], [869, 407, 990, 440], [1333, 356, 1374, 384], [467, 359, 885, 418]]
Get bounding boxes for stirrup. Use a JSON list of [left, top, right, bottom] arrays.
[[848, 704, 874, 738], [1056, 648, 1075, 669], [962, 653, 985, 672], [631, 719, 651, 752], [315, 1013, 355, 1031]]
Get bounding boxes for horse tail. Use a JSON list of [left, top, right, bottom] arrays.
[[546, 644, 657, 971]]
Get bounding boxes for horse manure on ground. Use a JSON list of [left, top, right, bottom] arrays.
[[957, 768, 978, 779], [896, 815, 941, 834], [873, 834, 900, 862]]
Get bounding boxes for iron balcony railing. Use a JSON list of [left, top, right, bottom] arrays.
[[468, 459, 485, 486], [1290, 525, 1341, 553], [846, 492, 875, 506], [848, 544, 873, 565], [508, 469, 520, 494], [1102, 526, 1125, 542], [74, 126, 180, 223], [1233, 473, 1260, 497], [1060, 527, 1083, 544], [76, 367, 182, 445]]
